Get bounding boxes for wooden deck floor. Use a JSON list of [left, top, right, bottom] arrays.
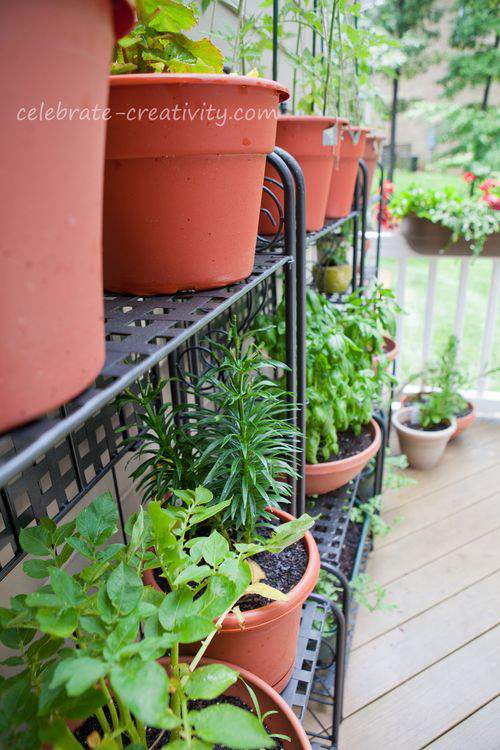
[[340, 417, 500, 749]]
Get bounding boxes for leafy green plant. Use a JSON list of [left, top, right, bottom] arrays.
[[350, 573, 396, 613], [112, 0, 223, 74], [418, 390, 458, 430], [0, 492, 293, 749], [350, 495, 401, 538], [316, 224, 351, 267], [390, 183, 499, 255]]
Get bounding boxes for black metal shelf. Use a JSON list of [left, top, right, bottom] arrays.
[[308, 476, 361, 565]]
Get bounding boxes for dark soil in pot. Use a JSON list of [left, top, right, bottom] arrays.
[[319, 423, 373, 463], [152, 521, 308, 611], [339, 521, 363, 579], [74, 696, 283, 749], [455, 403, 473, 418], [406, 420, 451, 432]]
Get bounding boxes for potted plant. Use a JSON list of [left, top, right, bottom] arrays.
[[121, 325, 319, 692], [392, 392, 457, 470], [390, 183, 500, 257], [0, 0, 133, 433], [0, 492, 311, 750], [103, 4, 288, 295], [363, 134, 384, 195], [401, 334, 475, 440], [326, 125, 369, 219], [313, 226, 352, 294]]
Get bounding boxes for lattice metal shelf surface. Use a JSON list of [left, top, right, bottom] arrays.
[[307, 475, 361, 566]]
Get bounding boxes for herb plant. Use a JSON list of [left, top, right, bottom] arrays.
[[0, 492, 296, 749], [390, 183, 499, 255], [112, 0, 224, 74]]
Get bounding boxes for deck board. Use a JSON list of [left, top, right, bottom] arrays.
[[342, 418, 500, 748]]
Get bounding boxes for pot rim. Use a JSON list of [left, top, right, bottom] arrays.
[[365, 133, 385, 143], [392, 406, 457, 439], [278, 114, 348, 127], [109, 72, 290, 102], [158, 656, 311, 749], [143, 507, 320, 633], [305, 417, 382, 475]]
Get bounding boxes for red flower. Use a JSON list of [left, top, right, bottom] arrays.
[[463, 171, 476, 184], [479, 178, 499, 193], [483, 193, 500, 210]]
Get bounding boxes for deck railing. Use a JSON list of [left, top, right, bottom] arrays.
[[376, 229, 500, 416]]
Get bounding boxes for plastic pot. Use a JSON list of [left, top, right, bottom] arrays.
[[144, 508, 320, 693], [47, 657, 311, 750], [400, 394, 476, 441], [305, 418, 382, 496], [0, 0, 132, 434], [401, 214, 500, 257], [259, 115, 346, 233], [326, 126, 369, 219], [313, 264, 351, 294], [103, 75, 288, 295], [392, 406, 456, 470], [363, 134, 384, 195]]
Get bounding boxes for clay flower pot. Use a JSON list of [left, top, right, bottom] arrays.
[[392, 406, 456, 470], [144, 508, 320, 693], [305, 418, 382, 496], [373, 335, 398, 371], [47, 657, 311, 750], [326, 126, 369, 219], [259, 115, 346, 233], [313, 264, 351, 294], [103, 75, 288, 295], [363, 134, 384, 195], [0, 0, 132, 434], [400, 394, 476, 441]]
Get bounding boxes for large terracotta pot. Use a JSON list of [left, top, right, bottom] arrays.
[[392, 406, 456, 470], [259, 115, 346, 233], [305, 418, 381, 496], [363, 134, 384, 195], [326, 126, 369, 219], [103, 75, 288, 295], [400, 394, 476, 440], [144, 508, 320, 693], [47, 658, 311, 750], [0, 0, 132, 435], [401, 214, 500, 257]]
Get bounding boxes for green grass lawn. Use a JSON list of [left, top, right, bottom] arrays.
[[379, 169, 500, 392]]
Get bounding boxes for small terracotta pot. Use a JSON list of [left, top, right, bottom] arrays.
[[305, 418, 381, 496], [363, 134, 384, 195], [144, 508, 320, 693], [46, 657, 311, 750], [103, 75, 289, 295], [259, 115, 346, 232], [326, 126, 369, 219], [392, 406, 456, 470], [313, 264, 351, 294], [0, 0, 133, 434], [400, 394, 476, 441], [373, 335, 398, 371]]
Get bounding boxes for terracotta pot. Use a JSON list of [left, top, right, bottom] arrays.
[[401, 214, 500, 257], [373, 335, 398, 370], [259, 115, 346, 233], [47, 657, 311, 750], [313, 264, 351, 294], [363, 134, 384, 195], [392, 406, 456, 470], [326, 126, 369, 219], [0, 0, 133, 434], [144, 508, 320, 693], [305, 418, 381, 496], [103, 75, 288, 295], [400, 394, 476, 441]]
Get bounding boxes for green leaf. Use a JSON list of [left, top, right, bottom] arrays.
[[195, 575, 236, 621], [167, 34, 224, 73], [62, 687, 107, 720], [105, 614, 141, 659], [106, 562, 143, 615], [76, 492, 118, 546], [50, 568, 85, 607], [22, 558, 53, 579], [185, 664, 238, 700], [202, 530, 229, 567], [158, 589, 194, 631], [37, 608, 77, 638], [110, 659, 180, 729], [67, 535, 95, 559], [38, 717, 83, 749], [190, 704, 275, 748], [173, 564, 212, 587], [219, 558, 252, 600], [51, 656, 107, 696], [19, 525, 52, 557], [148, 0, 198, 33]]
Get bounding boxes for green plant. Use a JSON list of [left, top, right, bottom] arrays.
[[316, 224, 351, 266], [122, 325, 298, 542], [350, 573, 396, 613], [383, 451, 417, 490], [0, 493, 292, 749], [112, 0, 223, 74], [418, 390, 459, 429], [390, 183, 499, 255], [350, 495, 401, 538]]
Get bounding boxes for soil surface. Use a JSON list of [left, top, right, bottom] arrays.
[[75, 696, 282, 749], [319, 423, 373, 463], [407, 420, 450, 432], [339, 521, 362, 579], [153, 520, 308, 611]]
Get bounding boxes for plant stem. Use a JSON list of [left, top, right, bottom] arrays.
[[189, 608, 232, 672], [95, 707, 112, 737], [232, 0, 245, 72], [322, 0, 337, 115], [171, 642, 181, 738], [99, 678, 123, 749]]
